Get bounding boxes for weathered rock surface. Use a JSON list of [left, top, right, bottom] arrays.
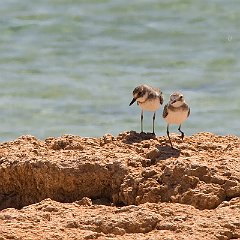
[[0, 131, 239, 239]]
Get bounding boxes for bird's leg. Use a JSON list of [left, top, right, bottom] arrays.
[[178, 124, 184, 140], [152, 112, 156, 135], [141, 110, 144, 133], [167, 124, 173, 148]]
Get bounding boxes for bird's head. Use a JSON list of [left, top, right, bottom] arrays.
[[170, 92, 185, 107], [129, 85, 148, 106]]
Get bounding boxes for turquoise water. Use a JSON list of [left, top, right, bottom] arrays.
[[0, 0, 239, 141]]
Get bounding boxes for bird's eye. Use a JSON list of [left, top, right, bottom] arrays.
[[138, 91, 142, 96]]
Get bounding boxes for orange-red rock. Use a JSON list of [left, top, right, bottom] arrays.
[[0, 131, 239, 239]]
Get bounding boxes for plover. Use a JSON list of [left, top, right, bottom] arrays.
[[162, 92, 190, 148], [129, 84, 163, 134]]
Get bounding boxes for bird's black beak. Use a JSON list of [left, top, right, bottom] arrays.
[[170, 99, 177, 104], [129, 98, 136, 106]]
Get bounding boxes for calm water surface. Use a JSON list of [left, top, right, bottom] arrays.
[[0, 0, 239, 141]]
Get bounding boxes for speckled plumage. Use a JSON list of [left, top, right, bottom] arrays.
[[130, 84, 163, 134], [162, 92, 190, 148]]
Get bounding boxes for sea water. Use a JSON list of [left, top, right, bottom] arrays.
[[0, 0, 239, 141]]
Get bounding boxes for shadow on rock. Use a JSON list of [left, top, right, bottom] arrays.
[[122, 131, 156, 144], [157, 145, 180, 160], [146, 145, 180, 164]]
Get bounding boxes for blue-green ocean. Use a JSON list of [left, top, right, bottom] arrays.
[[0, 0, 239, 142]]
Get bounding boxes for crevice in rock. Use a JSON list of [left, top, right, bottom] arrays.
[[0, 132, 239, 212], [0, 160, 124, 210], [1, 158, 239, 210]]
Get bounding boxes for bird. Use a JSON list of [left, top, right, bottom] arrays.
[[129, 84, 163, 134], [162, 92, 190, 148]]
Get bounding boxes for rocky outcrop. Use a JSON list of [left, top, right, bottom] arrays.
[[0, 132, 239, 239]]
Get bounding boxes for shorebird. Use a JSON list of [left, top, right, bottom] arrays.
[[129, 84, 163, 134], [162, 92, 190, 148]]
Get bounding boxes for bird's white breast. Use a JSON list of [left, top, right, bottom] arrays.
[[139, 98, 161, 111], [164, 108, 189, 125]]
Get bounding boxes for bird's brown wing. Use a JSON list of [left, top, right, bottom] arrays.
[[162, 104, 168, 118], [159, 95, 163, 105], [151, 86, 160, 92], [152, 87, 163, 105], [152, 86, 162, 94]]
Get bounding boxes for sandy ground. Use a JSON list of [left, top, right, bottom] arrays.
[[0, 131, 239, 239]]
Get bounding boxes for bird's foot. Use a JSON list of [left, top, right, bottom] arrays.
[[178, 134, 184, 140]]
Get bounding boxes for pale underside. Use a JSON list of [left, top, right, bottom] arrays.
[[138, 98, 161, 112], [164, 108, 189, 125]]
